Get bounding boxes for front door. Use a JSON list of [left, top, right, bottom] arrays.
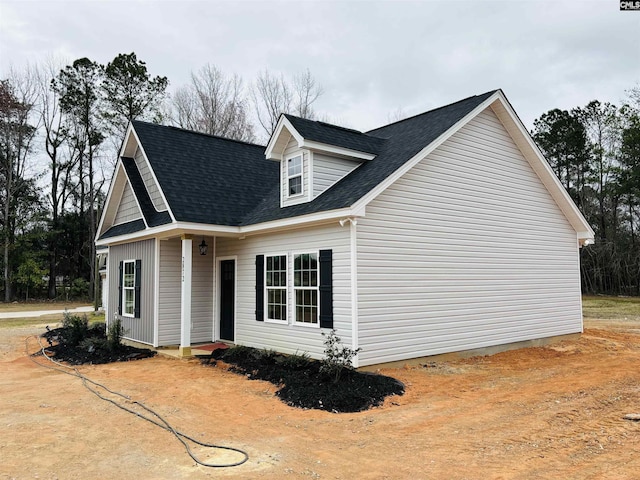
[[219, 259, 235, 341]]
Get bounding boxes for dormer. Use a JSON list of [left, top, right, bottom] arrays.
[[265, 114, 386, 207]]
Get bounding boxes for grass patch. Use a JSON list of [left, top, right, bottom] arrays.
[[0, 311, 105, 329], [205, 346, 404, 413], [582, 295, 640, 320]]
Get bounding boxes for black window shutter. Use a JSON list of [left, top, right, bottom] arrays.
[[255, 255, 264, 321], [134, 259, 142, 318], [118, 261, 123, 315], [319, 249, 333, 328]]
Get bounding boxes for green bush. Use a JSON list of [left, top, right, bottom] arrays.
[[61, 313, 89, 347], [107, 317, 124, 352], [320, 329, 362, 383]]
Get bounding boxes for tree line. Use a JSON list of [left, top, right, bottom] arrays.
[[532, 88, 640, 294], [1, 52, 638, 302], [0, 53, 322, 302]]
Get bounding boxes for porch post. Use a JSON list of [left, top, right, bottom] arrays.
[[180, 234, 192, 356]]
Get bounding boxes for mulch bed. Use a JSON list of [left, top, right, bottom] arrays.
[[39, 324, 156, 365], [201, 346, 405, 413]]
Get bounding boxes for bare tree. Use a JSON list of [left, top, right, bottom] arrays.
[[252, 68, 323, 139], [170, 64, 254, 142], [251, 69, 292, 139], [35, 57, 79, 298], [293, 69, 323, 119], [0, 66, 40, 301]]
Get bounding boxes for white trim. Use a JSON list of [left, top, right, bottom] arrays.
[[96, 161, 127, 241], [292, 250, 320, 328], [104, 248, 110, 327], [265, 115, 376, 161], [265, 116, 304, 160], [121, 259, 136, 318], [285, 152, 304, 198], [211, 237, 217, 341], [488, 96, 595, 243], [351, 90, 594, 244], [129, 127, 177, 223], [264, 252, 289, 325], [349, 219, 359, 367], [153, 238, 160, 347], [118, 158, 149, 229], [307, 150, 314, 202], [96, 208, 359, 247], [180, 237, 192, 348], [352, 92, 503, 213], [215, 255, 237, 342], [301, 140, 376, 161]]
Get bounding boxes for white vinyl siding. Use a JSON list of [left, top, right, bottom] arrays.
[[108, 239, 155, 345], [191, 237, 214, 343], [157, 238, 181, 345], [134, 147, 167, 211], [312, 153, 361, 198], [216, 223, 352, 360], [281, 137, 310, 207], [356, 106, 583, 366], [113, 182, 142, 225]]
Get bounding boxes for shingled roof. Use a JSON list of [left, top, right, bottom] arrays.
[[283, 114, 386, 155], [102, 90, 497, 238]]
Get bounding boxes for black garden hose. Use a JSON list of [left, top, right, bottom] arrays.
[[26, 336, 249, 468]]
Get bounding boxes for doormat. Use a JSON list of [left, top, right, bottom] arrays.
[[193, 342, 230, 352]]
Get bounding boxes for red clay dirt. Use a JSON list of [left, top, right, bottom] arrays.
[[1, 319, 639, 479]]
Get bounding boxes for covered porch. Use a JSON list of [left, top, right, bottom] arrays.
[[156, 232, 237, 357]]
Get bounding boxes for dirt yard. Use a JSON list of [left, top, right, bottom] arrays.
[[1, 306, 639, 479]]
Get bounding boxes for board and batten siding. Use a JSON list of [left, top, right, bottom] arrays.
[[215, 223, 352, 360], [356, 106, 583, 366], [134, 147, 167, 212], [108, 239, 155, 345], [312, 153, 361, 198], [157, 238, 181, 345], [281, 137, 310, 207], [113, 182, 142, 225]]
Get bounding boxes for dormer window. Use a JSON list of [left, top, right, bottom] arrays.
[[287, 155, 303, 196]]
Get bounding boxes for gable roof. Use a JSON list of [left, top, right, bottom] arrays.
[[282, 114, 386, 155], [242, 90, 498, 225], [121, 157, 172, 227], [132, 122, 278, 226], [97, 89, 594, 244]]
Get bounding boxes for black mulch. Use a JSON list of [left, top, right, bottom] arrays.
[[200, 346, 405, 413], [39, 325, 156, 365]]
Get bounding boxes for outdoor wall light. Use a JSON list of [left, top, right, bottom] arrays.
[[199, 238, 208, 255]]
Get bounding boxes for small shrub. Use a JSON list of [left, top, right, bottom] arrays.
[[277, 351, 313, 370], [107, 316, 124, 352], [61, 313, 89, 347], [320, 329, 362, 383]]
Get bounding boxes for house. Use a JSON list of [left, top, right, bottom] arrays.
[[95, 89, 594, 367]]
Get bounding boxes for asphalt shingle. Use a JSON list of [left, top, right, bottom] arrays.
[[283, 114, 386, 155], [126, 90, 496, 228]]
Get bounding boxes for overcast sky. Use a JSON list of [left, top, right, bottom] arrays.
[[1, 0, 638, 136]]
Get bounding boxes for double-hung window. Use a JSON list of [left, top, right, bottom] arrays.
[[287, 155, 303, 196], [266, 254, 287, 323], [122, 260, 136, 317], [294, 252, 318, 325]]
